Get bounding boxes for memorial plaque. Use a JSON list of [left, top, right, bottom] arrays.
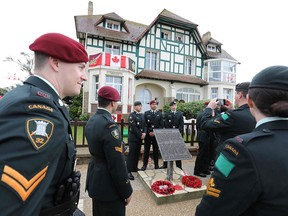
[[154, 128, 192, 161]]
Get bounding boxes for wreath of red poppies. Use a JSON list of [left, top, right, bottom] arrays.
[[182, 175, 202, 188], [151, 180, 175, 195]]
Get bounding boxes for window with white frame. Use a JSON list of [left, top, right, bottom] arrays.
[[105, 42, 121, 55], [161, 30, 170, 40], [223, 61, 236, 83], [105, 75, 122, 101], [209, 61, 221, 81], [145, 51, 158, 70], [223, 88, 233, 101], [94, 75, 99, 101], [176, 33, 183, 42], [106, 21, 120, 31], [207, 45, 216, 52], [211, 87, 218, 99], [185, 57, 195, 75], [176, 88, 200, 102]]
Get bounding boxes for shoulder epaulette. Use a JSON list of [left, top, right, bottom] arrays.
[[233, 129, 272, 145]]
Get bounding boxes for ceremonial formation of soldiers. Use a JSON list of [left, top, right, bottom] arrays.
[[1, 32, 287, 216]]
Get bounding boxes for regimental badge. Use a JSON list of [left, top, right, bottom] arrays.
[[26, 118, 54, 150], [111, 129, 120, 140]]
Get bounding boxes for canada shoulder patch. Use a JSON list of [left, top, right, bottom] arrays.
[[26, 118, 54, 150]]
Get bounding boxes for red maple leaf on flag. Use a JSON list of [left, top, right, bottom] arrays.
[[112, 56, 120, 63]]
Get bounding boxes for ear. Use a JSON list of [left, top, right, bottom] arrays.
[[49, 57, 60, 71], [247, 94, 254, 108]]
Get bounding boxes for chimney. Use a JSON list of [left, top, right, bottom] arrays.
[[202, 31, 211, 45], [88, 1, 93, 15]]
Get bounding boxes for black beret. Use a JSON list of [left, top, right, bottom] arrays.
[[250, 66, 288, 91], [29, 33, 88, 63], [98, 86, 120, 101], [170, 101, 177, 106], [235, 82, 250, 93], [134, 101, 142, 106]]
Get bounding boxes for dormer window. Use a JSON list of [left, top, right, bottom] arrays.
[[106, 21, 120, 31], [207, 45, 216, 52]]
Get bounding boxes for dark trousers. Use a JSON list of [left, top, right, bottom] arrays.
[[143, 135, 159, 167], [126, 140, 142, 172], [163, 160, 182, 169], [194, 140, 210, 174], [92, 199, 125, 216]]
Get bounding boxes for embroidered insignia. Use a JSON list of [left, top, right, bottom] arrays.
[[1, 165, 48, 201], [224, 144, 239, 156], [206, 178, 221, 198], [235, 136, 243, 143], [215, 153, 235, 177], [26, 118, 54, 150], [221, 113, 229, 120], [111, 129, 119, 140], [36, 91, 50, 99], [115, 146, 122, 153], [108, 124, 117, 128], [27, 104, 53, 112], [214, 119, 221, 124]]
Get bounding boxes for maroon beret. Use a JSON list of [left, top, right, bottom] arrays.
[[29, 33, 88, 63], [150, 100, 157, 105], [98, 86, 120, 101]]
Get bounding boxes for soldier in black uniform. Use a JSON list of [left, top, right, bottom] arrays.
[[141, 100, 164, 170], [200, 82, 256, 157], [126, 101, 146, 180], [196, 65, 288, 215], [160, 101, 184, 169], [0, 33, 88, 215], [85, 86, 133, 216], [194, 102, 214, 178]]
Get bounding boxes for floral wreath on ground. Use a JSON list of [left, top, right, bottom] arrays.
[[151, 180, 175, 195], [182, 175, 202, 188]]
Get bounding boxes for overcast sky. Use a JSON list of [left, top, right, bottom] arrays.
[[1, 0, 287, 87]]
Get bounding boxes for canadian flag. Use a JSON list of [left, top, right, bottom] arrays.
[[112, 114, 122, 122], [105, 53, 126, 68]]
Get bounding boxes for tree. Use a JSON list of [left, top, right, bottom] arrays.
[[64, 88, 89, 121], [3, 52, 34, 75], [163, 100, 207, 119], [0, 88, 8, 96]]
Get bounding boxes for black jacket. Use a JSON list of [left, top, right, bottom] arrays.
[[128, 111, 146, 142], [85, 109, 133, 201], [0, 76, 75, 215], [196, 120, 288, 215]]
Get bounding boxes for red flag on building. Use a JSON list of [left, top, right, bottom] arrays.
[[89, 53, 102, 67]]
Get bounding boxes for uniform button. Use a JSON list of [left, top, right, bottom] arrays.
[[262, 129, 271, 133]]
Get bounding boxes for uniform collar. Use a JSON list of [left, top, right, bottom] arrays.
[[256, 117, 288, 128]]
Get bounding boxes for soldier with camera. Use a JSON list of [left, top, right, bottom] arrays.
[[199, 82, 256, 161]]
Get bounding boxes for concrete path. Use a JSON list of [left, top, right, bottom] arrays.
[[76, 154, 210, 216]]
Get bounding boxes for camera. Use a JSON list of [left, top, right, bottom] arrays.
[[217, 99, 226, 106]]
